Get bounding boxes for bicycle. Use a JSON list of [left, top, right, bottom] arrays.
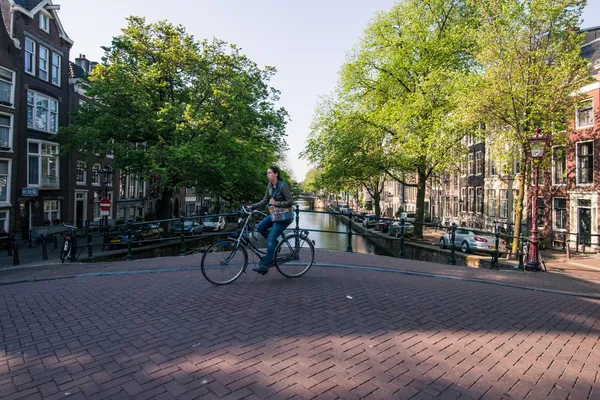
[[200, 206, 315, 285], [60, 224, 84, 263], [522, 240, 547, 271]]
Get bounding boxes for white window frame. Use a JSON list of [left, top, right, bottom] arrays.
[[551, 146, 566, 186], [39, 11, 50, 33], [0, 158, 11, 205], [575, 99, 594, 129], [27, 139, 59, 188], [468, 154, 474, 176], [475, 151, 483, 175], [460, 187, 466, 212], [27, 90, 58, 134], [0, 210, 8, 232], [51, 53, 61, 87], [476, 187, 483, 214], [576, 140, 594, 186], [553, 197, 567, 232], [76, 161, 86, 185], [24, 37, 36, 75], [0, 113, 13, 151], [487, 189, 496, 217], [0, 67, 16, 108], [91, 164, 101, 186], [43, 200, 60, 223], [499, 190, 508, 219], [468, 187, 475, 213], [38, 45, 49, 81]]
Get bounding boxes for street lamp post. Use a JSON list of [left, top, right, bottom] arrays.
[[96, 166, 114, 250], [526, 128, 547, 272]]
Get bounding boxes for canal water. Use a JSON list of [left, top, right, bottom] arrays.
[[294, 199, 388, 256]]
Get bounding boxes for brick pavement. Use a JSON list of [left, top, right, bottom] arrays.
[[1, 251, 600, 399]]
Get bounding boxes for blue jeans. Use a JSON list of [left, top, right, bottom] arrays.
[[256, 215, 292, 267]]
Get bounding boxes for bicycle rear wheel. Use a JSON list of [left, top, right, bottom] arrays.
[[274, 234, 315, 278], [201, 239, 247, 285], [60, 241, 71, 263]]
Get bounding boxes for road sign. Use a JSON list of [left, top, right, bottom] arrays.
[[100, 198, 111, 216]]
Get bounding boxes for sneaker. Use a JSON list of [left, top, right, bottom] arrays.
[[252, 264, 269, 275]]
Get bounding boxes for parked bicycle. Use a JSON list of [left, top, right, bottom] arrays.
[[522, 240, 547, 271], [200, 206, 315, 285], [60, 225, 83, 263]]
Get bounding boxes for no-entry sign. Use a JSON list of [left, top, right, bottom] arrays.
[[100, 198, 111, 216]]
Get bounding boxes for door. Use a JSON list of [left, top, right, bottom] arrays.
[[76, 200, 84, 228], [578, 208, 592, 246]]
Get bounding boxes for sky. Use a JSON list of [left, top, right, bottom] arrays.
[[55, 0, 600, 183]]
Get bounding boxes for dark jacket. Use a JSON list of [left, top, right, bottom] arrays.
[[251, 181, 294, 209]]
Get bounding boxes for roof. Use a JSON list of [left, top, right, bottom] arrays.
[[12, 0, 44, 11], [581, 38, 600, 72], [69, 61, 86, 79]]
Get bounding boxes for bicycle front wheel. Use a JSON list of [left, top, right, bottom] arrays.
[[274, 234, 315, 278], [201, 239, 247, 285]]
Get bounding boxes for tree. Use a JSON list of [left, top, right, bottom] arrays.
[[317, 0, 478, 235], [461, 0, 590, 253], [302, 168, 321, 193], [60, 17, 288, 218]]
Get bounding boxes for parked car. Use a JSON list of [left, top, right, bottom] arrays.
[[170, 221, 203, 236], [203, 216, 226, 232], [362, 214, 378, 228], [339, 206, 353, 216], [109, 223, 164, 248], [439, 228, 507, 254], [400, 212, 417, 223], [352, 211, 365, 222], [376, 220, 392, 233], [388, 221, 415, 237]]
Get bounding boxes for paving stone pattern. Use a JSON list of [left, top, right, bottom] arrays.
[[1, 263, 600, 399]]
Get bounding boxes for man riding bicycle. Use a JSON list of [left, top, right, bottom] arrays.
[[247, 165, 294, 275]]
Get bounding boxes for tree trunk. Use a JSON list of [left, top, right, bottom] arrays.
[[511, 165, 527, 255], [414, 168, 427, 238], [157, 187, 173, 220], [373, 191, 381, 218]]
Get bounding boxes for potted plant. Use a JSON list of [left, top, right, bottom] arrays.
[[43, 219, 51, 226], [53, 219, 61, 225]]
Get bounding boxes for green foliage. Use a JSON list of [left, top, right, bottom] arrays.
[[60, 16, 288, 205]]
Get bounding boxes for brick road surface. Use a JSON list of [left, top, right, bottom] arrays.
[[1, 251, 600, 399]]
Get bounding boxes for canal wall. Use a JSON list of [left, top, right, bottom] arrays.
[[334, 212, 506, 270]]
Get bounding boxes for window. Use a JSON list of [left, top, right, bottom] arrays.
[[0, 211, 7, 231], [453, 196, 458, 216], [511, 190, 518, 222], [27, 91, 58, 133], [487, 189, 496, 217], [137, 177, 145, 198], [468, 154, 474, 175], [120, 175, 126, 199], [43, 200, 59, 222], [537, 197, 545, 228], [0, 67, 15, 106], [51, 53, 61, 86], [475, 151, 483, 175], [576, 142, 594, 184], [460, 188, 466, 212], [24, 37, 36, 74], [39, 12, 50, 33], [444, 196, 450, 216], [576, 99, 593, 129], [28, 141, 59, 187], [489, 158, 497, 176], [128, 175, 135, 198], [499, 190, 508, 219], [552, 147, 566, 185], [468, 187, 475, 213], [461, 156, 467, 176], [476, 187, 483, 214], [91, 164, 101, 185], [553, 198, 567, 231], [0, 114, 11, 149], [38, 46, 49, 81], [76, 161, 86, 184], [0, 160, 9, 202]]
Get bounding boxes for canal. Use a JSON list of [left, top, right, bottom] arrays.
[[295, 199, 388, 256]]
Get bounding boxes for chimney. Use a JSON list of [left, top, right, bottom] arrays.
[[75, 54, 90, 73], [89, 61, 98, 72]]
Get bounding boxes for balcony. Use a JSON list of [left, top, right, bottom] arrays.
[[40, 175, 59, 189]]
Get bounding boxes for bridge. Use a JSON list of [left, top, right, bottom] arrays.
[[0, 249, 598, 399]]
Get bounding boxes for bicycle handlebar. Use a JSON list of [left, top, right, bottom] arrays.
[[241, 205, 267, 217]]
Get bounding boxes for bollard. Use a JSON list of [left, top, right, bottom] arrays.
[[127, 222, 134, 261], [399, 218, 406, 259], [88, 241, 93, 260], [29, 230, 32, 248], [13, 242, 19, 266], [179, 217, 186, 256], [449, 223, 457, 265], [491, 230, 500, 269], [53, 235, 58, 250], [346, 214, 353, 253], [517, 235, 524, 270], [7, 236, 12, 256], [295, 204, 300, 231], [566, 230, 570, 259], [42, 237, 48, 261]]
